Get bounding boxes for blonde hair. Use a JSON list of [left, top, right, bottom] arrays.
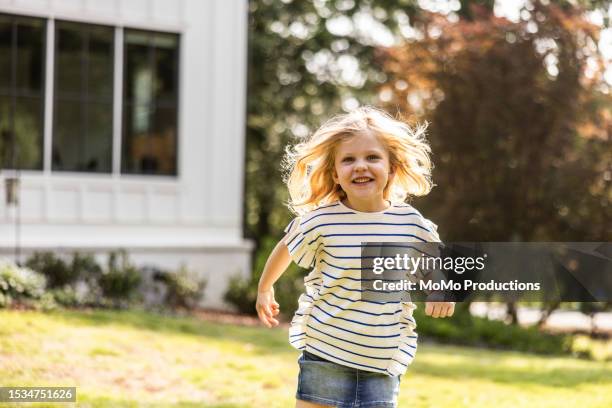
[[283, 106, 434, 215]]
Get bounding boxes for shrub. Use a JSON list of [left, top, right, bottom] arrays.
[[224, 273, 258, 314], [154, 266, 207, 310], [0, 259, 48, 308], [49, 286, 80, 307], [25, 252, 75, 288], [413, 303, 571, 355], [71, 252, 102, 283], [98, 250, 142, 307], [25, 251, 105, 307], [224, 235, 305, 317]]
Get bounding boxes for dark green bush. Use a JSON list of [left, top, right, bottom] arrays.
[[71, 252, 102, 283], [98, 250, 142, 306], [25, 251, 104, 307], [14, 250, 215, 312], [25, 252, 76, 288], [224, 235, 305, 317], [413, 303, 571, 355], [223, 273, 257, 314], [154, 266, 207, 310], [49, 286, 80, 307]]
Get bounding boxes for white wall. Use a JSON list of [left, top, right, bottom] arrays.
[[0, 0, 252, 309]]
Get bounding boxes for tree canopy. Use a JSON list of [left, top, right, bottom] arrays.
[[246, 0, 610, 248]]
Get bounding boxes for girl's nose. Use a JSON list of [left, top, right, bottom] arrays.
[[354, 159, 367, 171]]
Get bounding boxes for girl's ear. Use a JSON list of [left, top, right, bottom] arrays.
[[332, 168, 339, 184]]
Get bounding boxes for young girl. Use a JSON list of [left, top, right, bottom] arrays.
[[256, 106, 455, 408]]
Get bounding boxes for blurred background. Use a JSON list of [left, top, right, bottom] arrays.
[[239, 0, 611, 328], [0, 0, 611, 406]]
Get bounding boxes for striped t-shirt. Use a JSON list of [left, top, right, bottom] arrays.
[[283, 200, 441, 377]]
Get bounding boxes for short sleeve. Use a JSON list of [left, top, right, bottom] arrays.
[[423, 218, 441, 242], [283, 217, 317, 269]]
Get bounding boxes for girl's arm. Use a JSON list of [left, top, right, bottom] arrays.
[[256, 237, 292, 328]]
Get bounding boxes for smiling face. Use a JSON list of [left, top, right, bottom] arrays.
[[332, 131, 394, 211]]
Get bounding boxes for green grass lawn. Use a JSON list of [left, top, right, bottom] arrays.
[[0, 309, 611, 408]]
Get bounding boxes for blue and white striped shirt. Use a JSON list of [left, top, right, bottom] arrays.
[[283, 200, 440, 377]]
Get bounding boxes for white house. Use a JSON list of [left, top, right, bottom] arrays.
[[0, 0, 252, 309]]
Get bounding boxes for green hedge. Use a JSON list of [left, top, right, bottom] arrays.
[[412, 303, 571, 355], [224, 236, 306, 317], [2, 251, 206, 312]]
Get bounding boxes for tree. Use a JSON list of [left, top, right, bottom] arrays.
[[246, 0, 416, 247], [379, 0, 610, 242], [246, 0, 610, 249], [240, 0, 610, 318], [379, 0, 611, 325]]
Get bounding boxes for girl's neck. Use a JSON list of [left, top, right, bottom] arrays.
[[341, 196, 390, 213]]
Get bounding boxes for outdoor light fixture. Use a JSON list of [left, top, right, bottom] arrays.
[[4, 177, 20, 206]]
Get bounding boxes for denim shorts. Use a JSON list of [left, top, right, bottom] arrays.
[[296, 350, 401, 408]]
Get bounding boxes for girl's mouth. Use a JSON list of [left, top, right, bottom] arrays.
[[352, 177, 373, 184]]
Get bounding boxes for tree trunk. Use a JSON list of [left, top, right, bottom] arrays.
[[506, 301, 519, 325], [537, 301, 560, 328]]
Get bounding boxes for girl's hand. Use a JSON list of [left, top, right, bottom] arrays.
[[425, 302, 455, 318], [256, 287, 280, 328]]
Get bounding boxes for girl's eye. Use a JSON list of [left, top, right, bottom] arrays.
[[367, 155, 380, 160], [342, 157, 354, 163]]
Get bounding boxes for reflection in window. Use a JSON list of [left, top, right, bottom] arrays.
[[53, 21, 113, 172], [0, 14, 45, 170], [122, 30, 178, 176]]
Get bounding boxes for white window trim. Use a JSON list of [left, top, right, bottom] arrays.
[[43, 18, 54, 174], [112, 26, 124, 177]]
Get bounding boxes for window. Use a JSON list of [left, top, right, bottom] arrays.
[[122, 30, 179, 176], [0, 14, 45, 170], [53, 21, 114, 173]]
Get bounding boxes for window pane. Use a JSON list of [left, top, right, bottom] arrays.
[[53, 100, 113, 172], [155, 41, 178, 101], [53, 99, 81, 171], [121, 103, 152, 174], [122, 30, 179, 176], [122, 104, 177, 175], [88, 26, 113, 98], [86, 102, 112, 172], [125, 41, 151, 103], [0, 95, 12, 167], [56, 24, 82, 96], [0, 17, 12, 91], [16, 19, 44, 93], [56, 22, 113, 98], [151, 106, 176, 175], [54, 21, 113, 173], [0, 95, 43, 169], [0, 15, 45, 170]]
